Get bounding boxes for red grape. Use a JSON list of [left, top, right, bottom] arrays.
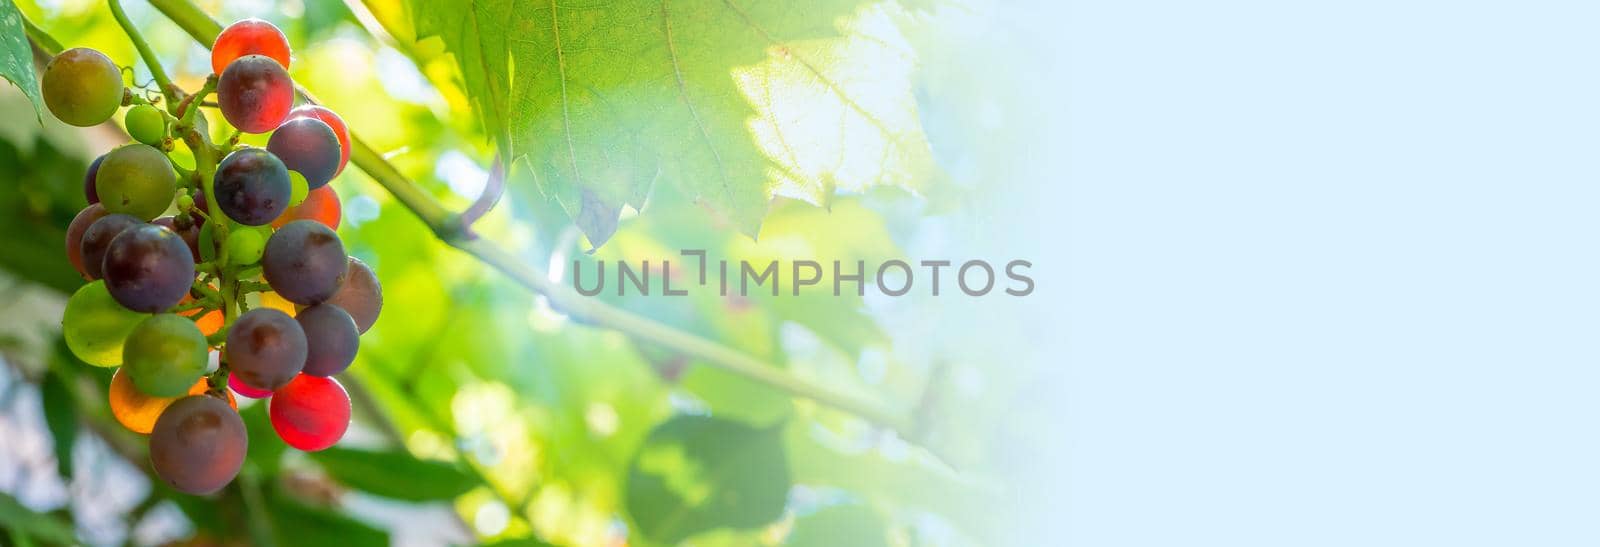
[[214, 148, 291, 225], [217, 55, 293, 134], [80, 214, 143, 280], [228, 373, 274, 399], [262, 220, 347, 304], [269, 374, 349, 451], [211, 19, 291, 75], [286, 105, 350, 175], [271, 185, 340, 230], [66, 203, 108, 278], [150, 395, 247, 494], [103, 224, 196, 312], [225, 308, 306, 391]]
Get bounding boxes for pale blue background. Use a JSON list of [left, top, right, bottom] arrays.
[[1014, 0, 1600, 544]]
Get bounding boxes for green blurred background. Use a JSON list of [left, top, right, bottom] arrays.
[[0, 0, 1062, 545]]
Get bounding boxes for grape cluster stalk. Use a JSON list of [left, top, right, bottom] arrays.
[[55, 17, 382, 495]]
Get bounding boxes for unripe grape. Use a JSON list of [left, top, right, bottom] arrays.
[[267, 117, 341, 189], [65, 203, 108, 278], [214, 147, 291, 225], [324, 257, 381, 333], [150, 395, 247, 494], [62, 280, 145, 366], [109, 368, 231, 435], [269, 374, 349, 451], [123, 314, 210, 397], [225, 308, 307, 391], [287, 170, 308, 206], [103, 224, 196, 312], [96, 144, 176, 221], [262, 220, 347, 304], [271, 185, 340, 230], [42, 48, 124, 127], [211, 19, 291, 75], [258, 290, 298, 317], [217, 55, 293, 133], [285, 105, 350, 175], [297, 303, 358, 377], [225, 226, 267, 266], [126, 105, 166, 146]]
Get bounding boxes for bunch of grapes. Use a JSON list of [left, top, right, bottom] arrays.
[[54, 19, 382, 495]]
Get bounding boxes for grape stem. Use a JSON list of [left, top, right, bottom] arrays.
[[132, 0, 922, 439], [457, 154, 505, 238], [106, 0, 179, 106], [237, 280, 270, 293]]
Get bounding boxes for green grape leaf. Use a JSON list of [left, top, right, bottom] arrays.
[[407, 0, 933, 247], [786, 503, 891, 547], [0, 1, 41, 123], [265, 488, 389, 547], [309, 446, 479, 501], [0, 492, 77, 545], [626, 415, 790, 543], [38, 369, 75, 479]]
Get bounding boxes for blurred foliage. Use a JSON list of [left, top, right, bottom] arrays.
[[0, 0, 1040, 545]]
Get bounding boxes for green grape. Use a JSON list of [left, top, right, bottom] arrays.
[[96, 144, 176, 220], [126, 105, 166, 146], [177, 194, 195, 212], [62, 280, 145, 367], [42, 48, 124, 127], [197, 222, 217, 263], [123, 314, 209, 397], [225, 226, 267, 266], [287, 170, 308, 207]]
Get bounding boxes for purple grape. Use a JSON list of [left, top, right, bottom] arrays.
[[153, 216, 202, 263], [214, 148, 291, 226], [84, 154, 104, 204], [262, 220, 346, 305], [79, 214, 143, 280], [225, 308, 306, 391], [102, 224, 196, 312], [149, 395, 246, 495], [267, 118, 341, 189], [325, 257, 381, 333], [296, 303, 359, 377]]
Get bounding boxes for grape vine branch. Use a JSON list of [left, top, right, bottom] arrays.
[[26, 0, 927, 440]]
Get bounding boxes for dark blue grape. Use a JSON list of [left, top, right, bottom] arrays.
[[262, 220, 347, 305], [84, 154, 104, 204], [267, 118, 341, 189], [214, 148, 291, 226], [226, 308, 306, 391], [296, 303, 358, 377], [103, 224, 196, 312], [80, 214, 143, 280]]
